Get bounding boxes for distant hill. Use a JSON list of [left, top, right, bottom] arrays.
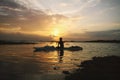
[[83, 40, 120, 43]]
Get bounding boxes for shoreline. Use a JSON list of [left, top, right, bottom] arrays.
[[0, 40, 120, 45], [65, 56, 120, 80]]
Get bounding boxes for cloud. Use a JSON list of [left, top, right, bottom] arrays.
[[0, 0, 70, 41], [65, 29, 120, 40], [0, 0, 68, 32], [0, 0, 24, 8], [100, 0, 120, 6], [82, 23, 120, 31], [0, 0, 120, 41], [59, 3, 69, 7], [86, 29, 120, 40], [76, 0, 101, 12], [0, 31, 50, 41]]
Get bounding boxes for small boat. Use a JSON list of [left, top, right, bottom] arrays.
[[34, 46, 83, 52]]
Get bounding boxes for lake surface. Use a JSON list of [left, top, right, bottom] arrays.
[[0, 42, 120, 80]]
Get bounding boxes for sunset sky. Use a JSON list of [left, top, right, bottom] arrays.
[[0, 0, 120, 41]]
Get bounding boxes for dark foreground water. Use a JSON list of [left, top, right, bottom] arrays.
[[0, 42, 120, 80]]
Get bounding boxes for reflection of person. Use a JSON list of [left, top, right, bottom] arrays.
[[58, 49, 64, 63], [58, 37, 64, 50]]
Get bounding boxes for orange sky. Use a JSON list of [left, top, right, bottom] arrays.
[[0, 0, 120, 41]]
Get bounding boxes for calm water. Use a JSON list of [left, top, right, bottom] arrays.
[[0, 42, 120, 80]]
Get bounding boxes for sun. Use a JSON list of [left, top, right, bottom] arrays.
[[52, 29, 60, 37], [51, 29, 60, 40], [53, 29, 59, 36]]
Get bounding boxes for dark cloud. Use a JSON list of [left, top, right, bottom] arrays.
[[65, 29, 120, 40], [0, 31, 51, 41], [86, 29, 120, 40], [0, 0, 67, 31], [102, 0, 120, 5], [98, 0, 120, 9], [0, 0, 23, 8], [0, 0, 49, 31]]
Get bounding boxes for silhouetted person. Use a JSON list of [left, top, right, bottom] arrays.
[[57, 37, 64, 63], [58, 37, 64, 50]]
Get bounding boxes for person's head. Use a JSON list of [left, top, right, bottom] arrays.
[[59, 37, 62, 41]]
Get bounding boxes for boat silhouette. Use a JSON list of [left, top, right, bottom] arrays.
[[34, 46, 83, 52]]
